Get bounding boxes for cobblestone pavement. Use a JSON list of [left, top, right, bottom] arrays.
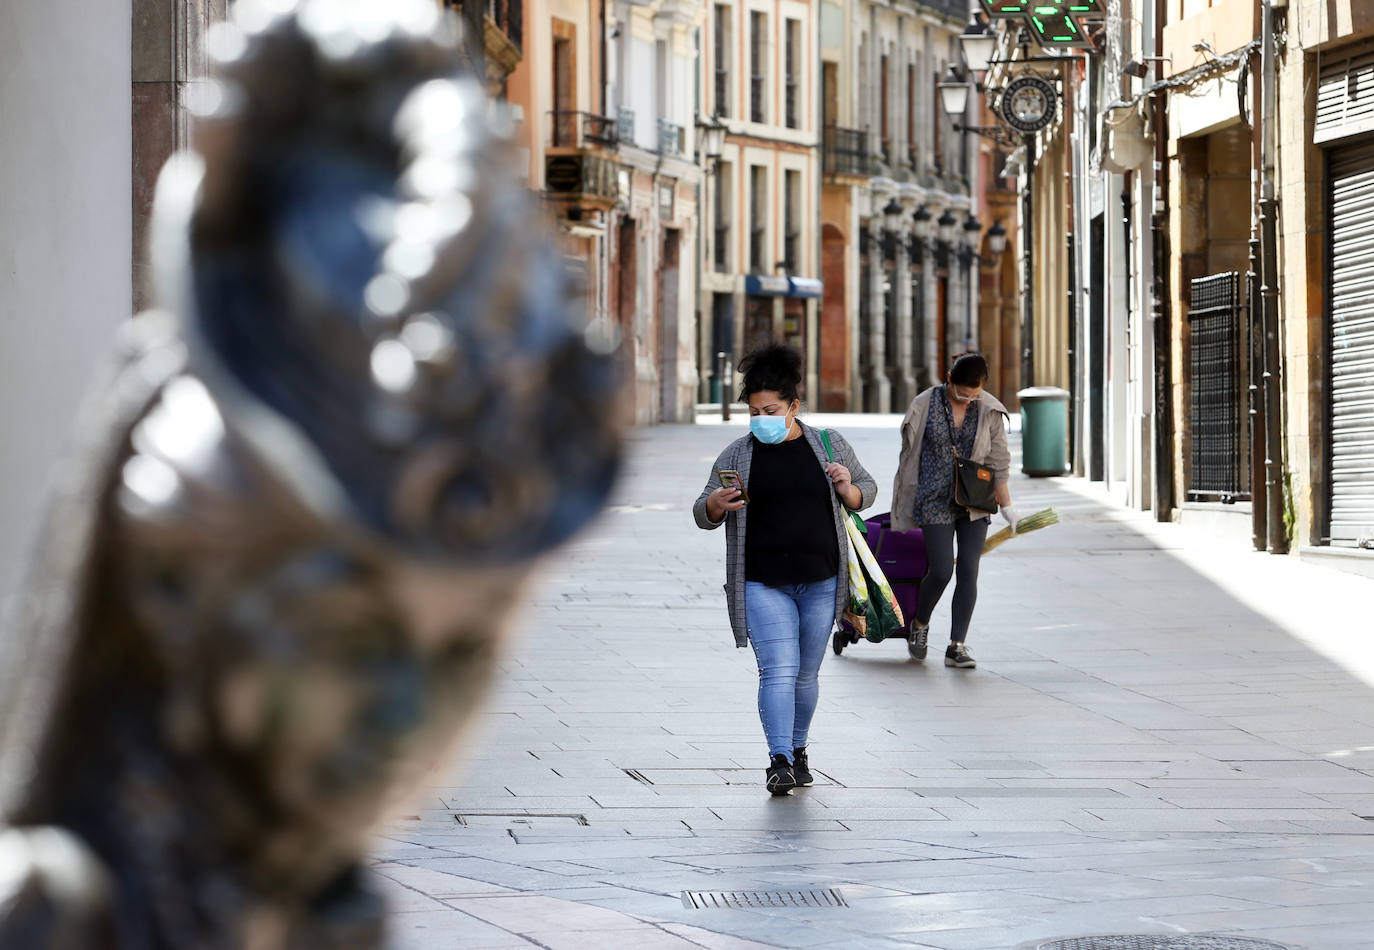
[[375, 416, 1374, 950]]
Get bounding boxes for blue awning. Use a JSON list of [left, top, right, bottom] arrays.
[[745, 275, 824, 299], [745, 275, 790, 297]]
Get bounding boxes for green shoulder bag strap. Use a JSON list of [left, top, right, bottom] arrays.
[[819, 429, 868, 535]]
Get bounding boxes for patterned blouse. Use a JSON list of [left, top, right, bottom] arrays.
[[914, 385, 981, 526]]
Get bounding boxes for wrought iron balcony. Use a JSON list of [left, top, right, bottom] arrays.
[[545, 111, 619, 211], [658, 119, 684, 157], [616, 107, 636, 145], [549, 111, 618, 150], [443, 0, 522, 57], [544, 150, 618, 210], [486, 0, 522, 53], [823, 125, 873, 178]]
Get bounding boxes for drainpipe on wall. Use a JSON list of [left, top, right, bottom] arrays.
[[1259, 0, 1287, 554], [1249, 235, 1267, 548], [1021, 134, 1036, 391], [1150, 9, 1175, 523]]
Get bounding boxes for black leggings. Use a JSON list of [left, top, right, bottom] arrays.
[[915, 517, 990, 643]]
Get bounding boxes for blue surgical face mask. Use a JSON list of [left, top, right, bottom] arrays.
[[750, 413, 790, 444]]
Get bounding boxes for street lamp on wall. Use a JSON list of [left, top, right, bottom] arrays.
[[937, 209, 957, 246], [938, 66, 972, 118], [882, 198, 903, 261], [912, 206, 932, 242], [987, 220, 1008, 256], [962, 214, 982, 245], [882, 198, 903, 233], [958, 14, 998, 74], [695, 113, 727, 171], [908, 207, 932, 266]]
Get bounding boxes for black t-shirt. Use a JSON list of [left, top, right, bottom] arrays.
[[744, 434, 840, 586]]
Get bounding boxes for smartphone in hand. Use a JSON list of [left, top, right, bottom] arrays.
[[716, 469, 749, 504]]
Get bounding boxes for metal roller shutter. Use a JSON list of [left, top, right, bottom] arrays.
[[1328, 140, 1374, 547], [1315, 50, 1374, 145]]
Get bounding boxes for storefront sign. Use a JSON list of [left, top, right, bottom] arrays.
[[979, 1, 1102, 51]]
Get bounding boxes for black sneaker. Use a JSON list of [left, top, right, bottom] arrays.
[[945, 642, 976, 669], [908, 622, 929, 660], [792, 748, 814, 787], [765, 754, 795, 795]]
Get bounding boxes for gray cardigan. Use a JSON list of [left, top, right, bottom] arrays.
[[692, 422, 877, 648], [891, 387, 1012, 532]]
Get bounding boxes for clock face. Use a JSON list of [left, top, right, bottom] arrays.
[[999, 76, 1057, 133]]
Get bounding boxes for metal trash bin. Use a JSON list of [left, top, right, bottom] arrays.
[[1017, 386, 1069, 477]]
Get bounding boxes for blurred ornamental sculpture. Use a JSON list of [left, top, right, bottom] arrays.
[[0, 1, 621, 946]]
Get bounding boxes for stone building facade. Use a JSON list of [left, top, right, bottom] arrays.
[[698, 0, 825, 409], [818, 0, 1011, 414]]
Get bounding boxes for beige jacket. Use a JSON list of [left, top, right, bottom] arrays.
[[891, 387, 1012, 532]]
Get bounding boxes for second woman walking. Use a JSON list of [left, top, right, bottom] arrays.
[[891, 353, 1018, 669]]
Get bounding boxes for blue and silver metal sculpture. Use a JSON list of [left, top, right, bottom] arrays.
[[0, 2, 621, 945]]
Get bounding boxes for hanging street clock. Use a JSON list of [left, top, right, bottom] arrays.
[[998, 74, 1058, 134]]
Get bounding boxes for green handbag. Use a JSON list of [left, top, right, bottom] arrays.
[[820, 430, 905, 642]]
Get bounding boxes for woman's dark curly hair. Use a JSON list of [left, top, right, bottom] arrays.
[[949, 352, 990, 388], [737, 343, 803, 403]]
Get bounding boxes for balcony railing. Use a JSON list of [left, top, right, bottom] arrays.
[[549, 111, 618, 149], [784, 232, 799, 274], [617, 107, 636, 145], [714, 224, 729, 272], [486, 0, 522, 52], [785, 81, 798, 129], [823, 125, 872, 178], [715, 70, 729, 118], [751, 75, 765, 123], [658, 119, 684, 157], [544, 150, 618, 208]]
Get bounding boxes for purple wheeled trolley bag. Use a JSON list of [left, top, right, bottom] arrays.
[[832, 512, 928, 655]]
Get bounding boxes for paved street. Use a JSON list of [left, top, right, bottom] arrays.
[[374, 416, 1374, 950]]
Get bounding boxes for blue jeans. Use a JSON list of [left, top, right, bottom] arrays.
[[745, 576, 838, 760]]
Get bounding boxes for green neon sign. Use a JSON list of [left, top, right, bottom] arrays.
[[979, 0, 1103, 50]]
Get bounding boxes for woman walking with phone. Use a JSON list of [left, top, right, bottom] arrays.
[[693, 344, 876, 796], [891, 353, 1017, 669]]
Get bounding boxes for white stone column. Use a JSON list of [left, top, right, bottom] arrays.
[[865, 225, 890, 412], [948, 254, 967, 367], [2, 0, 131, 597], [892, 227, 914, 408], [923, 259, 940, 387]]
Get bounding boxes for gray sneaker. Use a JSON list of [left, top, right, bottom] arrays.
[[907, 622, 929, 660], [944, 642, 976, 669]]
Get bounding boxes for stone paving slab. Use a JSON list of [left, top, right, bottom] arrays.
[[375, 417, 1374, 949]]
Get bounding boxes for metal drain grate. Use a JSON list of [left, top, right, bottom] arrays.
[[1036, 937, 1292, 950], [682, 889, 848, 909]]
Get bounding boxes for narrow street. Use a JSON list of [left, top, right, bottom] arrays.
[[376, 417, 1374, 950]]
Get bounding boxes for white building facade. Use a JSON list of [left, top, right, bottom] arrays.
[[698, 0, 824, 407], [825, 0, 981, 414], [606, 0, 705, 423]]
